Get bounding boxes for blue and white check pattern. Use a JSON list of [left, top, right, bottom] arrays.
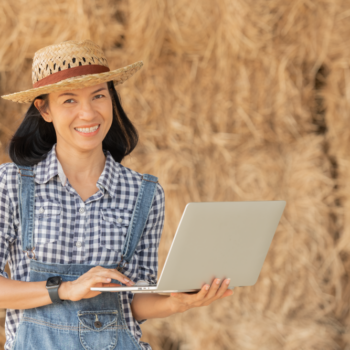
[[0, 144, 165, 350]]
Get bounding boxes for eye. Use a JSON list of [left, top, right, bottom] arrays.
[[64, 99, 75, 104], [93, 94, 105, 100]]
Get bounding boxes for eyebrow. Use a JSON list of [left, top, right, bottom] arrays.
[[58, 87, 107, 98]]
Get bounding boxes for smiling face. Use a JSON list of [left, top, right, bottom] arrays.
[[34, 82, 113, 154]]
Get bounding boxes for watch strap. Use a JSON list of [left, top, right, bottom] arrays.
[[47, 286, 62, 303]]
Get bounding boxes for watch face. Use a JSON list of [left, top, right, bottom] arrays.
[[46, 276, 62, 287]]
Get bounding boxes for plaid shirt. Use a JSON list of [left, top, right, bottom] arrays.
[[0, 144, 165, 350]]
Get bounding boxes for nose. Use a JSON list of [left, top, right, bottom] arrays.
[[78, 100, 95, 121]]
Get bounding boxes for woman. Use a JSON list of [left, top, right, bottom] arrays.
[[0, 40, 233, 350]]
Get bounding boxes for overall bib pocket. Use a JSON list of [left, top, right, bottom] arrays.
[[34, 201, 61, 244], [78, 310, 118, 350], [99, 208, 132, 251]]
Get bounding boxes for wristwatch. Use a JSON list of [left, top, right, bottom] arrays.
[[46, 276, 63, 303]]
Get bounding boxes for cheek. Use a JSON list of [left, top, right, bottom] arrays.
[[51, 111, 75, 136], [102, 105, 114, 129], [108, 113, 113, 128]]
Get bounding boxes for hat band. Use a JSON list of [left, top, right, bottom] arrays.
[[33, 65, 110, 88]]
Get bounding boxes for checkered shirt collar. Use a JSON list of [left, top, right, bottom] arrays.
[[34, 144, 121, 198]]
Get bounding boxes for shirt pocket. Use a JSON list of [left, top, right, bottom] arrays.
[[99, 208, 132, 252], [35, 201, 61, 244]]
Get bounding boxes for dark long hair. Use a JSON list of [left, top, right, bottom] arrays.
[[9, 81, 138, 166]]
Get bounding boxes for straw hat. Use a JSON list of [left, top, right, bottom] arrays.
[[1, 40, 143, 103]]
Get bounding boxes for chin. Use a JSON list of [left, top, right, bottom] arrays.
[[71, 140, 104, 152]]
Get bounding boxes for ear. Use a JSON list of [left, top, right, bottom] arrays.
[[34, 99, 52, 123]]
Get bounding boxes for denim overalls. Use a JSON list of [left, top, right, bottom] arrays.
[[11, 164, 158, 350]]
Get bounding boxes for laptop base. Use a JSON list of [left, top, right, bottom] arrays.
[[90, 286, 200, 293]]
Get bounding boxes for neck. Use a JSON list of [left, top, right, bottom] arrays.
[[55, 142, 106, 183]]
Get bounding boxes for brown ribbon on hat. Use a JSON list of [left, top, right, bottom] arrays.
[[33, 65, 110, 88]]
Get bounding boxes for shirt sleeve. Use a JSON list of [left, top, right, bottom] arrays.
[[0, 164, 17, 278]]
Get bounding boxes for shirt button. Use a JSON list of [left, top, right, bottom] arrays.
[[117, 218, 123, 224], [76, 241, 82, 248], [39, 207, 45, 214], [79, 207, 85, 214]]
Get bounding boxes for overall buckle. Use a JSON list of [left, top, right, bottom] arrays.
[[116, 255, 128, 272], [25, 247, 37, 260]]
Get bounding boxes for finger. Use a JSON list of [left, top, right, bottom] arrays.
[[171, 284, 208, 301], [171, 285, 213, 310], [87, 276, 115, 285], [90, 267, 135, 286], [204, 279, 221, 300], [101, 283, 122, 288], [110, 270, 135, 285], [192, 284, 210, 302], [89, 266, 132, 284], [105, 270, 134, 285], [220, 289, 234, 299], [214, 279, 231, 299]]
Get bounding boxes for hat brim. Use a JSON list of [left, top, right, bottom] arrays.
[[1, 61, 143, 103]]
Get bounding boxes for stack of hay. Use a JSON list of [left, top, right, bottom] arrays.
[[123, 1, 343, 349], [322, 6, 350, 347], [0, 0, 349, 349]]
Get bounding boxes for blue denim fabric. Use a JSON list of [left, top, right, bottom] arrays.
[[11, 165, 158, 350]]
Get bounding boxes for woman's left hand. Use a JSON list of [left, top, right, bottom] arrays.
[[168, 278, 233, 313]]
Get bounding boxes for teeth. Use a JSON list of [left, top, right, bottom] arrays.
[[75, 125, 99, 133]]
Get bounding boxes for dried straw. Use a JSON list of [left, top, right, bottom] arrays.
[[1, 0, 350, 349], [319, 2, 350, 346]]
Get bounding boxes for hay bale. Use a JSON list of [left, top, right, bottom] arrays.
[[124, 0, 340, 144], [135, 135, 340, 350], [320, 9, 350, 346]]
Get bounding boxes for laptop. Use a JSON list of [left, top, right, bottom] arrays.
[[91, 201, 286, 293]]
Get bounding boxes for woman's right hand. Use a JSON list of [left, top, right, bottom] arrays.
[[58, 266, 135, 302]]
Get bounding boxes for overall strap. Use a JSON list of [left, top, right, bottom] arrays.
[[14, 164, 36, 260], [117, 174, 158, 271]]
